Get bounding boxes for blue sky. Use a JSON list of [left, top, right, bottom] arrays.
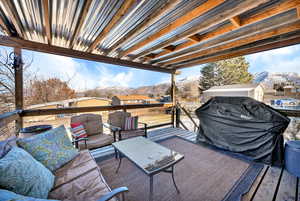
[[1, 44, 300, 91]]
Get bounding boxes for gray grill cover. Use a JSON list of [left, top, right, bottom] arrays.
[[196, 97, 290, 166]]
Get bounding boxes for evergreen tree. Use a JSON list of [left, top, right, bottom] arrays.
[[199, 57, 253, 91]]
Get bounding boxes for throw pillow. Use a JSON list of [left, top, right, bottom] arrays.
[[70, 122, 88, 139], [17, 125, 78, 172], [0, 147, 55, 198], [0, 189, 59, 201], [124, 116, 138, 130]]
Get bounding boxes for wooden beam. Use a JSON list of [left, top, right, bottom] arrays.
[[149, 0, 300, 62], [87, 0, 135, 53], [174, 35, 300, 69], [42, 0, 51, 44], [297, 6, 300, 18], [119, 0, 226, 57], [0, 36, 173, 73], [163, 45, 176, 52], [13, 47, 23, 132], [106, 0, 181, 55], [154, 10, 297, 64], [0, 16, 12, 36], [230, 16, 241, 27], [160, 20, 300, 66], [69, 0, 92, 48], [187, 35, 201, 42], [21, 103, 171, 116], [1, 1, 23, 37], [133, 0, 290, 61]]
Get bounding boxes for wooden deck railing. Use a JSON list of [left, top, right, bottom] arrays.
[[0, 103, 174, 134], [1, 102, 300, 135]]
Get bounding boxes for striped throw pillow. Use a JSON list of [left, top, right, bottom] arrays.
[[70, 123, 87, 139], [124, 116, 138, 130]]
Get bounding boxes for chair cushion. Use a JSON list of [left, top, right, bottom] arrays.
[[17, 125, 79, 172], [70, 122, 88, 139], [124, 116, 138, 130], [49, 151, 116, 201], [0, 189, 59, 201], [78, 134, 114, 150], [71, 114, 103, 136], [0, 147, 55, 199], [108, 111, 130, 129]]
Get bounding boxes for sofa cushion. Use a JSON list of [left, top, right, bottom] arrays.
[[0, 189, 59, 201], [17, 125, 78, 172], [78, 134, 114, 150], [71, 114, 103, 136], [0, 147, 55, 199], [49, 151, 116, 201]]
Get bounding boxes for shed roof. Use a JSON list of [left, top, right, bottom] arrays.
[[204, 84, 261, 92], [0, 0, 300, 73], [114, 95, 154, 101]]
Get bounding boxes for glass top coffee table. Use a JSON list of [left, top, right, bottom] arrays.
[[112, 136, 184, 201]]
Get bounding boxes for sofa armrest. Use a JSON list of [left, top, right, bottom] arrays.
[[97, 187, 129, 201]]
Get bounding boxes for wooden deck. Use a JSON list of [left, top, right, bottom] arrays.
[[91, 127, 299, 201]]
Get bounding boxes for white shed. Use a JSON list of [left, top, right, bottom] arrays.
[[203, 84, 264, 102]]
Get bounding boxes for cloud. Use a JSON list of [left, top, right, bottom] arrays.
[[25, 51, 136, 90], [96, 66, 134, 88], [246, 44, 300, 74]]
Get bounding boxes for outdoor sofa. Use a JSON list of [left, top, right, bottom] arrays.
[[0, 125, 128, 201]]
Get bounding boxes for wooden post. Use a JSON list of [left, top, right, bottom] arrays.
[[171, 73, 176, 127], [14, 47, 23, 134]]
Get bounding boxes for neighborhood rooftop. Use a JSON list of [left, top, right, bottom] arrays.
[[0, 0, 300, 73], [205, 84, 261, 91]]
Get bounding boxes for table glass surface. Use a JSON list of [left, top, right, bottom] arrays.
[[112, 137, 184, 174]]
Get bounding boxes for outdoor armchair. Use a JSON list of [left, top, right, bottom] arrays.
[[107, 111, 147, 141], [70, 113, 116, 150]]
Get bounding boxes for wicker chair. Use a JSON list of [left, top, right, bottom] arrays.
[[70, 114, 116, 150], [108, 111, 147, 141]]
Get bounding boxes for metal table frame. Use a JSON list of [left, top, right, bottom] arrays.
[[113, 138, 184, 201]]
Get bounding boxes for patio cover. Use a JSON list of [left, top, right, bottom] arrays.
[[0, 0, 299, 73], [195, 97, 290, 166]]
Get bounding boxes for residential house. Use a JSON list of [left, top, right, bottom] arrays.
[[25, 97, 110, 122], [111, 95, 158, 105]]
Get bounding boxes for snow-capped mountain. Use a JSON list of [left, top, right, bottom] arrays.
[[253, 71, 300, 88]]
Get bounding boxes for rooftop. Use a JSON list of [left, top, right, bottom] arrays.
[[204, 83, 261, 92]]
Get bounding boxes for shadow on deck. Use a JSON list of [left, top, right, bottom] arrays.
[[92, 127, 300, 201]]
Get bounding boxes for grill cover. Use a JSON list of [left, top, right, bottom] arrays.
[[196, 97, 290, 166]]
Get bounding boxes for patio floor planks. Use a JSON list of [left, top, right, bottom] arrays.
[[91, 127, 299, 201]]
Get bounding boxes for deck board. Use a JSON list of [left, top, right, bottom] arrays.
[[241, 166, 268, 201], [275, 170, 297, 201], [251, 166, 282, 201]]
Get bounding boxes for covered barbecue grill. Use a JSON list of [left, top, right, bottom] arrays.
[[195, 96, 290, 166]]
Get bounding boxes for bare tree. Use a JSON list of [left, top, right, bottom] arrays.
[[0, 48, 32, 139]]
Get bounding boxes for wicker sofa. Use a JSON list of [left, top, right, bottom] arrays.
[[49, 150, 128, 201], [0, 136, 127, 201]]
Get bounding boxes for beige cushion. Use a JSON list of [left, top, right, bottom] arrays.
[[71, 114, 103, 136], [49, 150, 116, 201], [108, 111, 130, 129], [78, 134, 114, 150]]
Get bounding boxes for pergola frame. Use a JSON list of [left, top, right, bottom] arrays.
[[1, 0, 300, 131]]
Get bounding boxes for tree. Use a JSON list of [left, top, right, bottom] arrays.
[[27, 78, 75, 105], [165, 85, 179, 96], [199, 56, 253, 91]]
